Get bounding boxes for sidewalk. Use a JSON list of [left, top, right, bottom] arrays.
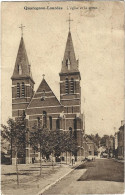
[[37, 161, 82, 195], [1, 161, 82, 195]]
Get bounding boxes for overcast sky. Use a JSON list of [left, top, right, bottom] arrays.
[[1, 1, 124, 136]]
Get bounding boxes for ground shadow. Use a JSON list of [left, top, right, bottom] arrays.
[[31, 165, 53, 168], [4, 172, 31, 176], [76, 161, 95, 169], [77, 159, 124, 182], [19, 169, 40, 171]]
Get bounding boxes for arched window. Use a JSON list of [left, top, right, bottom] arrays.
[[56, 118, 60, 130], [49, 116, 52, 130], [70, 78, 74, 94], [69, 127, 72, 137], [37, 117, 40, 128], [43, 111, 47, 128], [74, 119, 77, 138], [23, 110, 26, 118], [17, 83, 20, 98], [65, 78, 69, 94], [22, 82, 25, 97]]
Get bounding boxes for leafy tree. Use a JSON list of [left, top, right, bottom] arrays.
[[30, 120, 54, 175], [94, 133, 101, 147], [100, 135, 109, 146], [86, 133, 101, 149], [30, 120, 78, 169], [1, 116, 28, 186], [65, 133, 78, 162], [51, 130, 78, 163], [52, 130, 66, 156]]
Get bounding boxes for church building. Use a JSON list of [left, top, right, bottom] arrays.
[[11, 22, 85, 164]]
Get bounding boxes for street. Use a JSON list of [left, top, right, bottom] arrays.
[[43, 159, 124, 194]]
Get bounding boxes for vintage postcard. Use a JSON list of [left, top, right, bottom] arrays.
[[1, 1, 124, 195]]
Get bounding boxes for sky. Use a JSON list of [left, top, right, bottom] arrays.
[[1, 1, 124, 136]]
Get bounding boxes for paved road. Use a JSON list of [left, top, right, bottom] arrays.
[[43, 159, 124, 194]]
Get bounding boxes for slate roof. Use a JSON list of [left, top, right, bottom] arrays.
[[11, 37, 34, 83], [61, 31, 79, 74]]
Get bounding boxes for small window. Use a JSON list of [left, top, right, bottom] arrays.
[[66, 59, 68, 66], [65, 78, 69, 94], [56, 118, 60, 130], [66, 58, 70, 70], [69, 127, 72, 137], [72, 106, 73, 113], [67, 107, 68, 113], [17, 83, 20, 98], [18, 64, 22, 75], [49, 116, 52, 130], [37, 117, 40, 128], [74, 119, 77, 138], [22, 82, 25, 97], [23, 110, 26, 118], [41, 90, 45, 101], [43, 111, 47, 128]]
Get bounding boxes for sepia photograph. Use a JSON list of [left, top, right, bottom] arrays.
[[1, 1, 124, 194]]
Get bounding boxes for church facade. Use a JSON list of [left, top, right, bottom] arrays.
[[11, 28, 85, 164]]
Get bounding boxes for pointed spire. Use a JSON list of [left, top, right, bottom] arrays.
[[11, 36, 34, 83], [61, 31, 79, 73]]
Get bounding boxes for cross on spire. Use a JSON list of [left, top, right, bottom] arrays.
[[67, 13, 73, 32], [42, 74, 45, 79], [19, 24, 25, 37]]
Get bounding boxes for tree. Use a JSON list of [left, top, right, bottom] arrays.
[[87, 133, 101, 148], [30, 120, 78, 169], [52, 130, 66, 157], [94, 133, 101, 147], [51, 130, 78, 164], [1, 116, 28, 186], [30, 120, 54, 175], [100, 135, 109, 147], [67, 133, 78, 162]]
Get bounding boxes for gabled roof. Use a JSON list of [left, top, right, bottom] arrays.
[[61, 31, 79, 74], [85, 136, 94, 144], [11, 37, 34, 83], [27, 78, 62, 109]]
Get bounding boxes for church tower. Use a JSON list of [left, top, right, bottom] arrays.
[[59, 29, 81, 115], [59, 18, 84, 160], [11, 32, 35, 119]]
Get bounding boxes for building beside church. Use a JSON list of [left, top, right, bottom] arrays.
[[11, 25, 85, 164], [85, 137, 95, 156], [114, 120, 124, 159]]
